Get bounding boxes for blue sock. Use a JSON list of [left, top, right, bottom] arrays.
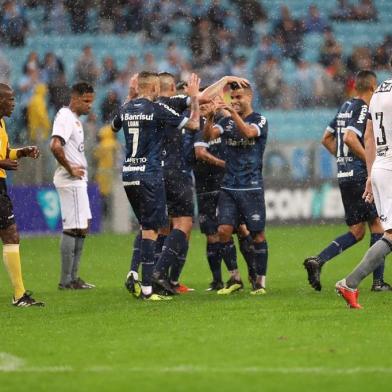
[[130, 232, 142, 272], [154, 234, 167, 276], [318, 232, 357, 266], [220, 240, 238, 271], [170, 241, 189, 283], [253, 240, 268, 276], [239, 235, 256, 279], [154, 229, 187, 277], [141, 238, 156, 286], [207, 242, 222, 282], [371, 233, 385, 281]]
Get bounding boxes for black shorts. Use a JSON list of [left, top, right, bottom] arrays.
[[339, 180, 378, 226], [218, 188, 266, 233], [164, 171, 194, 218], [197, 190, 219, 235], [124, 175, 168, 231], [0, 179, 16, 230]]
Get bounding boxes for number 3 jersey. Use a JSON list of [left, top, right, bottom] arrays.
[[111, 98, 188, 181], [368, 78, 392, 171], [327, 97, 369, 184]]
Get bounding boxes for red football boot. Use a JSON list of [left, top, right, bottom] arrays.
[[335, 279, 362, 309]]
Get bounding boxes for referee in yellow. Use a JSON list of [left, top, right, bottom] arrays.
[[0, 83, 44, 307]]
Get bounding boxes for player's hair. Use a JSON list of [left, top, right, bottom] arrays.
[[176, 81, 188, 93], [137, 71, 159, 90], [355, 70, 377, 92], [158, 72, 176, 91], [71, 82, 94, 96]]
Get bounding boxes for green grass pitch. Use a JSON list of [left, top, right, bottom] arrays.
[[1, 225, 392, 392]]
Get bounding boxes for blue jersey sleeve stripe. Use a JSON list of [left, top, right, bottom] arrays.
[[194, 141, 209, 148], [250, 123, 261, 137], [177, 117, 189, 130], [345, 126, 363, 137], [214, 124, 224, 134]]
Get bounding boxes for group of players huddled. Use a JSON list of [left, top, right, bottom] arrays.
[[112, 72, 269, 300], [1, 64, 392, 308]]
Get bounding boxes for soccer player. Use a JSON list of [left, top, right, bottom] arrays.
[[304, 70, 390, 292], [50, 82, 96, 290], [112, 71, 200, 301], [0, 83, 44, 307], [204, 83, 269, 295], [336, 71, 392, 309]]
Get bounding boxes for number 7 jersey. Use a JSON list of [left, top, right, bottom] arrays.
[[369, 78, 392, 170]]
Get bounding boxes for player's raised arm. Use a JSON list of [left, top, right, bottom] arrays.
[[321, 128, 337, 155], [199, 76, 250, 103], [184, 73, 200, 130]]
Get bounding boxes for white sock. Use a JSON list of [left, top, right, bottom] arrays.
[[141, 285, 152, 295], [127, 270, 139, 281]]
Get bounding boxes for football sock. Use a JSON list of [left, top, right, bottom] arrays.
[[220, 240, 238, 272], [141, 238, 156, 287], [239, 235, 256, 280], [154, 234, 168, 278], [130, 232, 142, 273], [3, 244, 25, 300], [60, 232, 76, 286], [206, 242, 222, 282], [370, 233, 385, 282], [317, 232, 357, 266], [154, 229, 187, 276], [170, 240, 189, 284], [253, 240, 268, 276], [346, 236, 392, 289], [71, 234, 85, 281]]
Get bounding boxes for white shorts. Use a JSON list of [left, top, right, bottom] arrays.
[[56, 185, 92, 230], [371, 167, 392, 231]]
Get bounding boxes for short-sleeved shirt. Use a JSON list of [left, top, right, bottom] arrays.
[[52, 107, 87, 187], [214, 112, 268, 190], [112, 97, 188, 182], [157, 95, 190, 173], [368, 78, 392, 171], [0, 119, 10, 179], [327, 98, 368, 183], [193, 126, 226, 194]]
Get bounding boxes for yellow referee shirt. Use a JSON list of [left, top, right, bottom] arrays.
[[0, 118, 9, 179]]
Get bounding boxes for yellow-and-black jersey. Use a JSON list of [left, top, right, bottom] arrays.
[[0, 118, 9, 179]]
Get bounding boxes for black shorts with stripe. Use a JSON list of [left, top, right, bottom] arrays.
[[0, 179, 16, 230]]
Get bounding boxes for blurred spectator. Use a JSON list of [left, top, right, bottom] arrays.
[[352, 0, 377, 21], [216, 28, 235, 63], [41, 52, 65, 86], [46, 0, 68, 34], [126, 0, 144, 33], [27, 83, 50, 143], [48, 72, 70, 113], [143, 52, 158, 73], [230, 56, 248, 77], [373, 35, 392, 69], [0, 50, 11, 84], [254, 35, 282, 65], [232, 0, 267, 46], [325, 56, 348, 105], [273, 5, 304, 62], [319, 28, 342, 66], [100, 56, 118, 85], [111, 71, 129, 103], [304, 5, 329, 33], [98, 0, 115, 33], [347, 46, 373, 73], [330, 0, 354, 21], [74, 46, 99, 85], [18, 64, 40, 128], [292, 60, 320, 107], [123, 55, 140, 78], [0, 0, 28, 46], [254, 56, 284, 109], [23, 51, 40, 75], [207, 0, 226, 32], [65, 0, 88, 34], [101, 90, 120, 124]]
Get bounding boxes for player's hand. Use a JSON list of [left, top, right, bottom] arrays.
[[22, 146, 40, 159], [363, 178, 374, 203], [216, 102, 234, 113], [69, 165, 85, 179], [224, 76, 250, 88], [187, 73, 201, 97], [0, 159, 18, 171]]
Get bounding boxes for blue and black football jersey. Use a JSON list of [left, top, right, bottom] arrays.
[[157, 95, 190, 172], [193, 126, 226, 194], [214, 112, 268, 190], [327, 98, 368, 183], [112, 97, 188, 181]]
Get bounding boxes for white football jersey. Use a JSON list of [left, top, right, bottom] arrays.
[[52, 107, 88, 187], [369, 78, 392, 171]]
